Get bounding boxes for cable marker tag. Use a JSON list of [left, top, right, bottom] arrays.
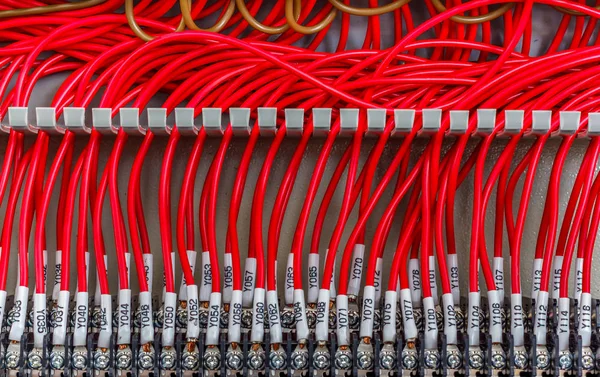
[[374, 258, 383, 306], [53, 290, 69, 345], [9, 286, 29, 341], [534, 290, 549, 345], [510, 293, 525, 347], [348, 244, 365, 297], [442, 293, 457, 345], [162, 292, 177, 347], [200, 251, 212, 302], [228, 290, 243, 344], [467, 291, 481, 347], [359, 285, 375, 338], [307, 253, 319, 304], [285, 254, 294, 305], [315, 289, 330, 342], [422, 296, 438, 349], [186, 285, 200, 339], [53, 250, 62, 301], [488, 290, 502, 343], [336, 294, 349, 346], [428, 255, 438, 306], [206, 292, 221, 346], [139, 291, 154, 344], [294, 289, 309, 341], [117, 289, 132, 345], [98, 293, 112, 348], [531, 258, 542, 301], [33, 293, 47, 348], [267, 290, 282, 344], [557, 297, 570, 351], [251, 288, 266, 343], [382, 291, 397, 343], [242, 257, 256, 307], [408, 258, 422, 308], [400, 288, 417, 340], [579, 292, 592, 347], [143, 253, 153, 294], [447, 254, 460, 306], [223, 253, 233, 303]]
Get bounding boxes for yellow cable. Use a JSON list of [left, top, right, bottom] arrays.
[[180, 0, 236, 33], [285, 0, 337, 34], [0, 0, 105, 18], [126, 0, 186, 42], [327, 0, 409, 16], [235, 0, 296, 34], [430, 0, 514, 24]]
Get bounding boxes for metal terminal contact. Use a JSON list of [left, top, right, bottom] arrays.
[[468, 346, 485, 371], [154, 306, 164, 328], [247, 344, 266, 370], [313, 343, 330, 370], [335, 346, 353, 371], [92, 348, 109, 371], [241, 308, 253, 329], [413, 308, 423, 331], [72, 347, 88, 371], [160, 346, 177, 371], [27, 348, 44, 370], [581, 346, 595, 371], [116, 345, 133, 370], [220, 306, 229, 329], [348, 298, 360, 330], [490, 344, 507, 371], [513, 346, 529, 370], [138, 344, 155, 371], [306, 304, 317, 329], [182, 341, 200, 371], [177, 301, 188, 329], [281, 306, 296, 330], [557, 350, 572, 371], [225, 343, 243, 371], [424, 348, 441, 370], [454, 307, 465, 332], [446, 345, 463, 371], [401, 342, 419, 372], [379, 343, 396, 371], [357, 339, 374, 371], [50, 345, 66, 370], [203, 346, 221, 371], [5, 342, 20, 370], [92, 306, 103, 328], [535, 346, 550, 371], [199, 305, 209, 328], [269, 344, 287, 371], [291, 344, 309, 371]]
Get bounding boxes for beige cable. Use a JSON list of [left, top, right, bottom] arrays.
[[235, 0, 301, 34], [553, 3, 600, 16], [126, 0, 186, 42], [180, 0, 236, 33], [430, 0, 514, 24], [285, 0, 337, 34], [327, 0, 410, 16], [0, 0, 104, 18]]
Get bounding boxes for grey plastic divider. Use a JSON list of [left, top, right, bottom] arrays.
[[0, 107, 596, 138]]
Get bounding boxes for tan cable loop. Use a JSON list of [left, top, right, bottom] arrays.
[[0, 0, 104, 18], [236, 0, 301, 34], [430, 0, 514, 24], [328, 0, 410, 16], [285, 0, 337, 34], [553, 3, 600, 16], [126, 0, 186, 42], [180, 0, 236, 33]]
